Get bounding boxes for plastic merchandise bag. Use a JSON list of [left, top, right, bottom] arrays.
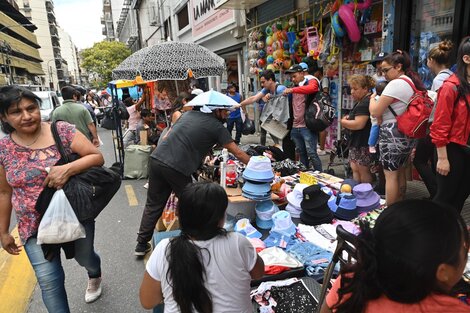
[[242, 118, 256, 135], [37, 189, 86, 244]]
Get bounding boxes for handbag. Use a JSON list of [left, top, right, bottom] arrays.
[[47, 121, 122, 222]]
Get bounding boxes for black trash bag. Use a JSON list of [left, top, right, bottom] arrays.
[[242, 118, 256, 135]]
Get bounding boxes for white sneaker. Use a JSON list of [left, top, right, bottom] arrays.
[[143, 182, 149, 189], [317, 149, 327, 156], [85, 277, 102, 303]]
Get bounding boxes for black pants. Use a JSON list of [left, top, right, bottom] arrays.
[[413, 135, 437, 198], [434, 143, 470, 213], [283, 130, 296, 161], [137, 158, 191, 243]]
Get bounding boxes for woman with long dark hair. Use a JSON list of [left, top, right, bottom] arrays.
[[0, 86, 105, 311], [170, 92, 193, 125], [140, 182, 264, 312], [369, 51, 426, 205], [430, 37, 470, 212], [321, 199, 469, 313]]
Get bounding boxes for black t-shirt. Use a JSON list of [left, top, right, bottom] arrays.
[[347, 96, 371, 148], [152, 110, 233, 175]]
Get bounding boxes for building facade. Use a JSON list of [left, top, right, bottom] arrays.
[[101, 0, 116, 41], [0, 0, 44, 86], [17, 0, 68, 90], [58, 26, 80, 85]]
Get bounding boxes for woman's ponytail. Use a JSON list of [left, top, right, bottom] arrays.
[[166, 234, 213, 313]]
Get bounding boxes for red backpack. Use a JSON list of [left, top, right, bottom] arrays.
[[388, 77, 433, 138]]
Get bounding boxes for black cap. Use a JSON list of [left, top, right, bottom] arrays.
[[370, 52, 388, 68], [285, 65, 304, 74]]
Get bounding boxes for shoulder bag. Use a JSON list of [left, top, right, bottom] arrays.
[[49, 121, 122, 222]]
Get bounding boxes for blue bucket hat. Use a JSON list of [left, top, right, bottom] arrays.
[[234, 218, 262, 238], [328, 193, 358, 221], [256, 216, 273, 230], [242, 190, 272, 201], [242, 156, 274, 182], [255, 200, 278, 212], [271, 210, 297, 237], [242, 181, 271, 195]]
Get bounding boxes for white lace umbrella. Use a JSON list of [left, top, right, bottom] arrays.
[[112, 42, 225, 81]]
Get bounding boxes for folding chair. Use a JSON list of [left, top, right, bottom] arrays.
[[315, 225, 358, 313]]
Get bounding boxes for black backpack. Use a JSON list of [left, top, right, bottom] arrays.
[[304, 78, 335, 132]]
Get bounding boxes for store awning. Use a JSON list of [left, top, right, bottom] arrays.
[[215, 0, 268, 10]]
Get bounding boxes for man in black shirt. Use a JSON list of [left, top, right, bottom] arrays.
[[135, 106, 250, 256]]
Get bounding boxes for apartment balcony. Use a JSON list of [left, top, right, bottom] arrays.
[[45, 0, 53, 11]]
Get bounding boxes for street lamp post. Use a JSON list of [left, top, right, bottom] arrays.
[[0, 23, 34, 85]]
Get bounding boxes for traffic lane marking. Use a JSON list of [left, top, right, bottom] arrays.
[[125, 184, 139, 206], [0, 227, 36, 313]]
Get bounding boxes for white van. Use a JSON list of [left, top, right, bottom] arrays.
[[33, 91, 62, 121]]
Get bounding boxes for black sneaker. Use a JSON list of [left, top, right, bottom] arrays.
[[135, 242, 151, 257]]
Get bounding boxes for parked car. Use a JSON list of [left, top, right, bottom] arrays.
[[33, 91, 61, 121]]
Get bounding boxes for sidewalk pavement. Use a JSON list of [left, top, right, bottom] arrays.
[[238, 131, 470, 225]]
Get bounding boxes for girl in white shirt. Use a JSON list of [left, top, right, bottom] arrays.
[[140, 182, 265, 313]]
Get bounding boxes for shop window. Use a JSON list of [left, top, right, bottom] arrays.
[[409, 0, 455, 89], [177, 4, 189, 30]]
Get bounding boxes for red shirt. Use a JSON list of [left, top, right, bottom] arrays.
[[291, 78, 319, 128], [430, 74, 470, 148], [326, 275, 470, 313]]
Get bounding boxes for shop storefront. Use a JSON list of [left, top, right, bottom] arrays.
[[393, 0, 470, 81], [181, 0, 246, 91], [242, 0, 385, 150]]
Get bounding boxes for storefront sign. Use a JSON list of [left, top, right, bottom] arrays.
[[190, 0, 235, 39]]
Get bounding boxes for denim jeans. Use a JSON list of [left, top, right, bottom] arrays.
[[226, 117, 243, 143], [290, 127, 322, 171], [24, 221, 101, 313]]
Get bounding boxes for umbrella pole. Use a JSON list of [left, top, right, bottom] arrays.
[[174, 80, 179, 94]]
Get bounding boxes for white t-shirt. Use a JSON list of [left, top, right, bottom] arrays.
[[381, 75, 415, 123], [146, 232, 257, 313], [127, 104, 140, 130]]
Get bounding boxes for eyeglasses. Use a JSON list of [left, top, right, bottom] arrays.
[[381, 66, 394, 74]]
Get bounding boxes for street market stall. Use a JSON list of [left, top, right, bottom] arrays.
[[109, 42, 227, 176]]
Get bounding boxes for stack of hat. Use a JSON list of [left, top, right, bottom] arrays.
[[255, 200, 279, 230], [300, 184, 333, 226], [353, 183, 381, 213], [328, 193, 358, 221], [286, 183, 308, 218], [271, 210, 297, 237], [242, 156, 274, 201]]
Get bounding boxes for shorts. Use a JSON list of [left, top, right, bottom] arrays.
[[379, 122, 416, 171], [349, 146, 373, 167]]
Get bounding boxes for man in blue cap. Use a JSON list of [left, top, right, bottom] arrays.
[[283, 64, 322, 171]]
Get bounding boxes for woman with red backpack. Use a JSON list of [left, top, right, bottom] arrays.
[[430, 37, 470, 212], [369, 51, 427, 205]]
